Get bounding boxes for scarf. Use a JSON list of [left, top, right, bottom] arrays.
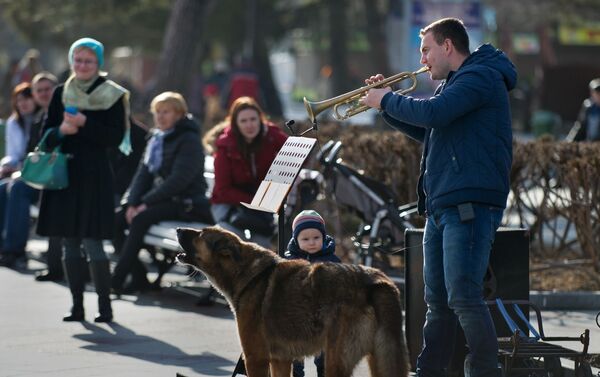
[[62, 74, 132, 155], [143, 128, 174, 173]]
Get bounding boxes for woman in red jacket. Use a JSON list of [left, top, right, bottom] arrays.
[[208, 96, 287, 245], [199, 96, 286, 305]]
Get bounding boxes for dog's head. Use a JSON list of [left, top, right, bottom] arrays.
[[177, 226, 279, 299], [177, 226, 278, 285], [177, 226, 243, 271]]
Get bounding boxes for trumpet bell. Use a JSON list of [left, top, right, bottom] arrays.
[[303, 66, 430, 122], [303, 97, 318, 124], [303, 96, 348, 124]]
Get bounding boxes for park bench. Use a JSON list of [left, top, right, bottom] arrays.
[[30, 154, 289, 288], [138, 156, 215, 286], [141, 155, 279, 287], [29, 156, 216, 287]]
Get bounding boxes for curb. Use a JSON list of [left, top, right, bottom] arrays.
[[530, 290, 600, 310]]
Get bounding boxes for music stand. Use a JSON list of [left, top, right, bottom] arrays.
[[240, 135, 316, 255], [231, 135, 316, 376]]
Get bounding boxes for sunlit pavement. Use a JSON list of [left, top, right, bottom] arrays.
[[0, 238, 597, 376]]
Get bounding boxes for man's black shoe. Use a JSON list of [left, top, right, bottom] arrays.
[[63, 310, 85, 322], [122, 279, 161, 294], [94, 313, 113, 323], [35, 270, 65, 282]]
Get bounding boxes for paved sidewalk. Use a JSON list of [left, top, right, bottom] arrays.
[[0, 266, 242, 377], [0, 238, 341, 377], [0, 238, 598, 376]]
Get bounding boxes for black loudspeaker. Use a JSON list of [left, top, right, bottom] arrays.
[[404, 227, 529, 373]]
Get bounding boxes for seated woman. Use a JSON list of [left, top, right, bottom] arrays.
[[0, 82, 40, 267], [111, 91, 213, 294], [196, 96, 287, 305], [205, 96, 288, 247]]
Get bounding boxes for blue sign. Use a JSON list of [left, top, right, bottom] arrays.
[[412, 1, 481, 28]]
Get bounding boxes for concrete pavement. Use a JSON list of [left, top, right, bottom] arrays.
[[0, 238, 343, 377], [0, 266, 241, 377], [0, 238, 598, 376]]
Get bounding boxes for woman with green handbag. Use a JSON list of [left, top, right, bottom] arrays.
[[36, 37, 131, 323]]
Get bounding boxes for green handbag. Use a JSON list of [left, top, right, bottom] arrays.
[[21, 129, 71, 190]]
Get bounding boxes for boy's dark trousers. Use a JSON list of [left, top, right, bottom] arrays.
[[293, 352, 324, 377]]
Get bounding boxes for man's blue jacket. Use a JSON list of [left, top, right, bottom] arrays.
[[380, 44, 517, 215]]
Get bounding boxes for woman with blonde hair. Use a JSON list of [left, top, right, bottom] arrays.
[[111, 91, 212, 294]]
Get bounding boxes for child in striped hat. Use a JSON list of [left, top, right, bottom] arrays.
[[286, 210, 340, 263], [285, 209, 340, 377]]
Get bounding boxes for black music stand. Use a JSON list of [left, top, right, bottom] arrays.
[[231, 134, 316, 376]]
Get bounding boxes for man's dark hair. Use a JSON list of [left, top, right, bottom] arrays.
[[420, 18, 470, 56]]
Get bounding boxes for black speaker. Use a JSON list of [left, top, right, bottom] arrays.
[[404, 227, 529, 372]]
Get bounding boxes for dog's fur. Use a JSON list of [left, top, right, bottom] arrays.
[[177, 226, 409, 377]]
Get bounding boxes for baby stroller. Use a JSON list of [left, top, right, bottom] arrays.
[[315, 140, 418, 280]]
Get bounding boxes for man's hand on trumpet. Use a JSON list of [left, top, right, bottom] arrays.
[[360, 74, 392, 110]]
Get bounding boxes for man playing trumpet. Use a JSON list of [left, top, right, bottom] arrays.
[[362, 17, 516, 377]]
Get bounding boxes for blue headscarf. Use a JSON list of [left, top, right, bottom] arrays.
[[68, 37, 104, 68], [64, 37, 132, 155]]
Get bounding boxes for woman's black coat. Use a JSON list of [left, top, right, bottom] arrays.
[[36, 77, 126, 239], [125, 115, 208, 209]]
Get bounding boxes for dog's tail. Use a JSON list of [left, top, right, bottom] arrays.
[[368, 281, 410, 377]]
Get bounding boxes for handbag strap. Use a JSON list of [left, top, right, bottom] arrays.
[[35, 129, 62, 153]]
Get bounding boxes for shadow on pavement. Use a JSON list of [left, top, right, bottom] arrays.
[[112, 287, 236, 319], [75, 321, 234, 376]]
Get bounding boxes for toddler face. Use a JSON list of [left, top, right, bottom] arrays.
[[297, 228, 324, 254]]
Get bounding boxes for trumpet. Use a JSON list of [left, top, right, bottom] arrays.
[[303, 66, 430, 122]]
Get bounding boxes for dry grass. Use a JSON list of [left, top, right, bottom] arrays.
[[531, 264, 600, 291]]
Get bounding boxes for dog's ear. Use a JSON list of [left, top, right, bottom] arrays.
[[219, 246, 241, 262], [203, 230, 242, 262]]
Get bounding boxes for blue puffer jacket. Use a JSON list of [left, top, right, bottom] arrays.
[[380, 44, 517, 215], [284, 235, 341, 264]]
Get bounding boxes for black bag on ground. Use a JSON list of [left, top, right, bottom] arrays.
[[228, 206, 275, 236]]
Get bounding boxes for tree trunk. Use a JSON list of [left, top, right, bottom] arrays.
[[148, 0, 215, 102], [327, 0, 350, 95], [252, 1, 283, 117], [363, 0, 390, 77], [254, 40, 283, 118]]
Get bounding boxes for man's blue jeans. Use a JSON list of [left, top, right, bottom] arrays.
[[0, 178, 39, 254], [416, 204, 503, 377]]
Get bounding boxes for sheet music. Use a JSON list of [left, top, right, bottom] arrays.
[[242, 136, 316, 213]]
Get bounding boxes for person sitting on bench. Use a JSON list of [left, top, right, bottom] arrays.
[[111, 91, 213, 294]]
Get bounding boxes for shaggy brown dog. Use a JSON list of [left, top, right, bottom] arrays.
[[177, 226, 409, 377]]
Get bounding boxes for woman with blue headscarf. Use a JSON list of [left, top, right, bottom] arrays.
[[37, 37, 131, 323]]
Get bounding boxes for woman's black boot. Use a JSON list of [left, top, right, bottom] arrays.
[[62, 258, 87, 322], [89, 260, 113, 323]]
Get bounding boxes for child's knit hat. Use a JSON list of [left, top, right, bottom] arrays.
[[292, 210, 326, 241]]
